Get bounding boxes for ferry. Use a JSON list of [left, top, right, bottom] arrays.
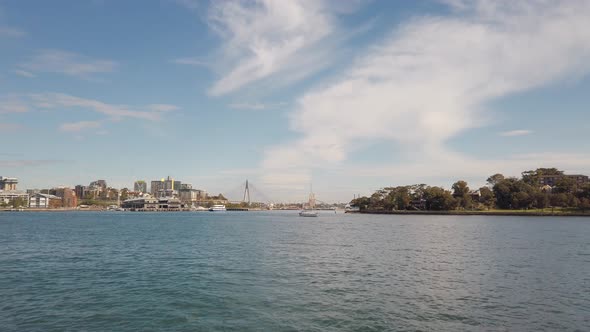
[[209, 204, 226, 212]]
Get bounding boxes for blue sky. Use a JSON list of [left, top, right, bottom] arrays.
[[1, 0, 590, 202]]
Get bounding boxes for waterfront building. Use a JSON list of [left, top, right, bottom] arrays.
[[121, 197, 185, 211], [121, 197, 158, 211], [0, 190, 29, 207], [29, 193, 62, 209], [52, 187, 78, 208], [179, 188, 201, 204], [0, 176, 18, 191], [134, 180, 147, 193]]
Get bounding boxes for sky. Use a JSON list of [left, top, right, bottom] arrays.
[[1, 0, 590, 203]]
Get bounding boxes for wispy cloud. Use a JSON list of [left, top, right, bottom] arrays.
[[19, 49, 117, 79], [229, 101, 287, 110], [29, 93, 166, 121], [0, 26, 25, 38], [14, 69, 35, 78], [261, 0, 590, 190], [0, 96, 29, 114], [59, 121, 102, 132], [499, 129, 532, 137], [1, 93, 180, 134], [184, 0, 357, 96]]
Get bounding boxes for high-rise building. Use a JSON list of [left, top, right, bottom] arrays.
[[150, 176, 181, 197], [134, 180, 147, 193], [0, 176, 18, 191], [89, 180, 107, 189], [75, 185, 87, 199]]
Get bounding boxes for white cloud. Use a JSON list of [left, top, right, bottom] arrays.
[[201, 0, 345, 96], [59, 121, 102, 132], [19, 49, 117, 78], [499, 129, 532, 137], [261, 0, 590, 193]]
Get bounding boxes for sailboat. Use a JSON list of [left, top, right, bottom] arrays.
[[299, 186, 318, 217]]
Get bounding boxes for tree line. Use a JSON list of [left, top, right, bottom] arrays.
[[350, 168, 590, 211]]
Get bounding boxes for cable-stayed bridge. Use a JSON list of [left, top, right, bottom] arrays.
[[222, 180, 274, 205]]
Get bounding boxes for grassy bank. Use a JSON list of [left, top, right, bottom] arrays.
[[361, 208, 590, 217]]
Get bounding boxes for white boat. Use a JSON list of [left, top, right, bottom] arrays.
[[299, 186, 318, 217], [209, 204, 226, 211], [299, 210, 318, 217]]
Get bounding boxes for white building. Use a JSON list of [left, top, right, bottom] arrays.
[[29, 193, 61, 208], [0, 190, 29, 207]]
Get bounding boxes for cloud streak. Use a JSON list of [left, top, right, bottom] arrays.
[[19, 49, 117, 78], [499, 129, 532, 137], [59, 121, 102, 132]]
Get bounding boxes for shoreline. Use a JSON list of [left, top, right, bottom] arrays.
[[359, 210, 590, 217]]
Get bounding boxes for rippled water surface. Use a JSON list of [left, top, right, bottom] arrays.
[[1, 211, 589, 331]]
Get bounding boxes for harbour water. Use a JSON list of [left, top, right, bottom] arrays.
[[1, 211, 589, 331]]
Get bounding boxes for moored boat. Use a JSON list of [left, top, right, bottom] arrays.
[[209, 204, 226, 211]]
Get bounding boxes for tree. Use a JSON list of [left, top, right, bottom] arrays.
[[452, 180, 472, 209], [493, 179, 513, 209], [553, 177, 576, 194], [486, 174, 505, 187], [479, 186, 495, 209], [534, 192, 549, 209], [452, 181, 470, 197], [423, 186, 457, 211]]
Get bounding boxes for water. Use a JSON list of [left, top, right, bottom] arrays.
[[1, 211, 589, 331]]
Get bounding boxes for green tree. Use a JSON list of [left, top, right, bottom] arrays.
[[553, 177, 576, 194], [479, 186, 495, 209], [452, 180, 472, 209], [423, 186, 457, 211], [486, 174, 505, 187]]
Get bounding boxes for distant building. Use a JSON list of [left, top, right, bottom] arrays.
[[90, 180, 107, 189], [121, 197, 184, 211], [0, 190, 29, 207], [150, 176, 181, 198], [0, 176, 18, 191], [538, 174, 589, 187], [75, 185, 87, 199], [134, 180, 147, 193], [52, 187, 78, 208], [29, 193, 62, 209], [179, 188, 206, 204]]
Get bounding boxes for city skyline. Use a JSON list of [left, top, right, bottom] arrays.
[[2, 0, 590, 202]]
